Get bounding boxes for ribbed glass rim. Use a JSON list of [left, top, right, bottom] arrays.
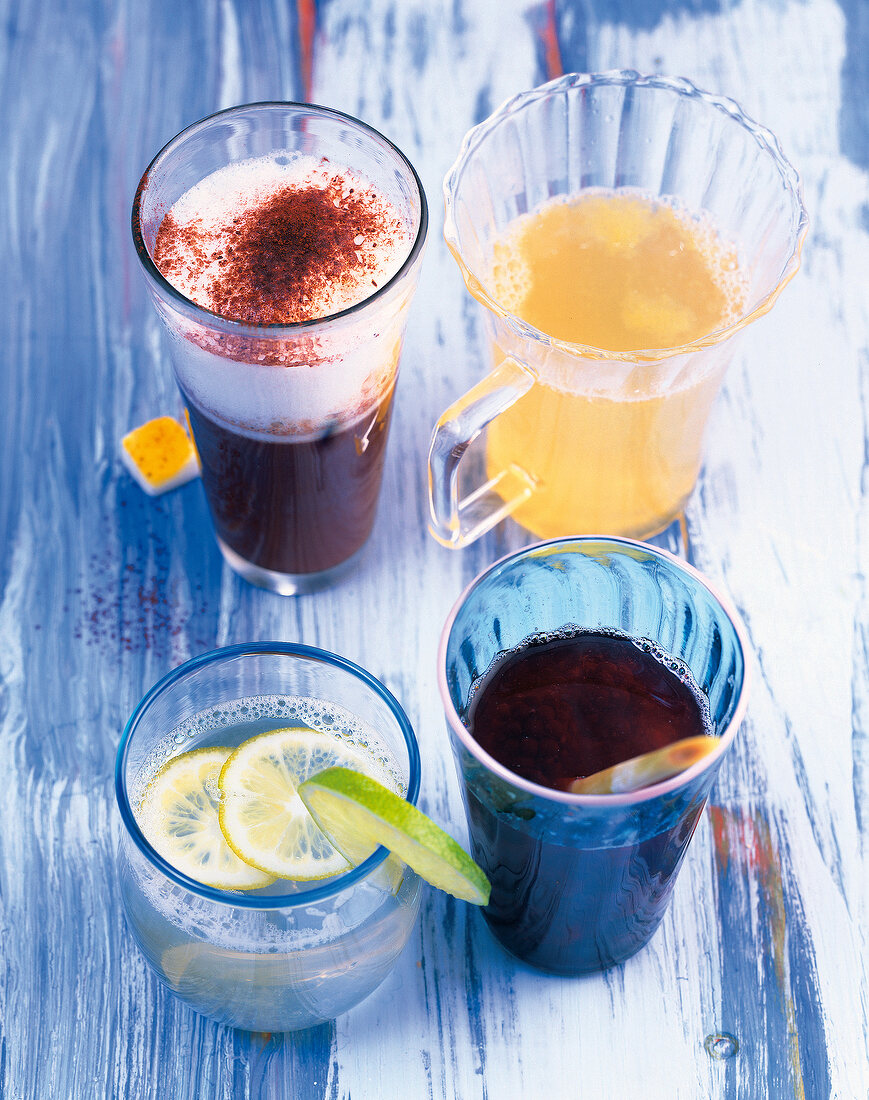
[[437, 535, 751, 808], [132, 100, 428, 334], [443, 69, 809, 363], [116, 642, 421, 908]]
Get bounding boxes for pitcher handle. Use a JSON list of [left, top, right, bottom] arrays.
[[427, 357, 537, 548]]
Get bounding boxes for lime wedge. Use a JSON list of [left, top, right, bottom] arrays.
[[217, 727, 376, 881], [298, 766, 491, 906], [567, 735, 720, 795], [137, 746, 276, 891]]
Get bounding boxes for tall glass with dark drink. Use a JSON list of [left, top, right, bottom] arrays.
[[438, 537, 750, 974], [132, 103, 427, 593]]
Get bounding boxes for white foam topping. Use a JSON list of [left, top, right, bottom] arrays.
[[155, 152, 412, 323], [151, 151, 419, 433]]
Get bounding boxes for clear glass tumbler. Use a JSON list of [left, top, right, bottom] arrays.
[[438, 537, 750, 974], [116, 643, 422, 1031], [133, 103, 428, 594], [429, 71, 808, 547]]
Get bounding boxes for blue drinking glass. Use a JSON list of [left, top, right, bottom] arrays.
[[438, 537, 750, 974]]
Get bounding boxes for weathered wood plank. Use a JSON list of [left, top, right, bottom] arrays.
[[0, 0, 865, 1097]]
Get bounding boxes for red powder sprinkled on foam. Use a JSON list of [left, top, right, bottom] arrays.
[[154, 174, 400, 325]]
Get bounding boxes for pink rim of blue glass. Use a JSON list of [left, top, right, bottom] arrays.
[[116, 642, 421, 908], [437, 536, 751, 808]]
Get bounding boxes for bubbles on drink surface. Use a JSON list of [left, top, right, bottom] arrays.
[[488, 187, 748, 352], [131, 692, 405, 811], [464, 627, 713, 792]]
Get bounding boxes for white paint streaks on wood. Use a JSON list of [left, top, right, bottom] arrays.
[[0, 0, 865, 1097]]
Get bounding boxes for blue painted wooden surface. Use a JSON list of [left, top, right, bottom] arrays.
[[1, 1, 867, 1097]]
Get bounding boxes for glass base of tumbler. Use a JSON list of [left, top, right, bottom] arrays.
[[216, 538, 365, 595]]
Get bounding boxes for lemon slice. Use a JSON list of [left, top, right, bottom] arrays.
[[298, 767, 491, 905], [217, 727, 375, 881], [137, 747, 276, 890]]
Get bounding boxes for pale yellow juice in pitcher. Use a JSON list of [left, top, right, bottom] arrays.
[[483, 190, 748, 537]]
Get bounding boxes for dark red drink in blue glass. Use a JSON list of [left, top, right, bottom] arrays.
[[465, 630, 710, 972], [439, 538, 749, 975]]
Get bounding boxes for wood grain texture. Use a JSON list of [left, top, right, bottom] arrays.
[[0, 0, 866, 1097]]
